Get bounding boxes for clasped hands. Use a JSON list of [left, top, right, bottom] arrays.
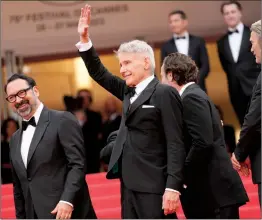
[[162, 190, 180, 215], [231, 153, 251, 177]]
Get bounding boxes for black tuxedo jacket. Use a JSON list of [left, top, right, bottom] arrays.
[[9, 107, 96, 219], [235, 74, 261, 184], [161, 35, 210, 92], [181, 84, 249, 208], [217, 25, 260, 96], [79, 46, 186, 194]]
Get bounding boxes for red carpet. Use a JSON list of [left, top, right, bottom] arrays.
[[1, 172, 260, 219]]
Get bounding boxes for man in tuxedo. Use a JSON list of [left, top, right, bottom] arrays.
[[161, 53, 249, 218], [231, 20, 261, 207], [161, 10, 210, 92], [76, 5, 185, 218], [5, 74, 96, 219], [217, 1, 260, 126]]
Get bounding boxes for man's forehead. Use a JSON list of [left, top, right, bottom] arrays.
[[118, 52, 143, 61], [6, 79, 28, 94]]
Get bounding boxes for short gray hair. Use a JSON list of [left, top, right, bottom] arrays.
[[251, 20, 261, 36], [116, 40, 156, 73]]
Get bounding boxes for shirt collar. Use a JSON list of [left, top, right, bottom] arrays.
[[23, 102, 44, 124], [135, 75, 155, 95], [179, 82, 195, 96], [228, 22, 244, 33]]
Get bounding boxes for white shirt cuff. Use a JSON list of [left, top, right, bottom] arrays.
[[165, 188, 181, 195], [59, 200, 73, 208], [75, 40, 93, 52]]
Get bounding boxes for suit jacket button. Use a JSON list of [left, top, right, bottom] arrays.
[[28, 177, 32, 181]]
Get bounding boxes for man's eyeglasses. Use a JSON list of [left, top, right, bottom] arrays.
[[6, 87, 32, 103]]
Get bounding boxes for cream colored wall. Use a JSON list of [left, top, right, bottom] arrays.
[[22, 43, 240, 133]]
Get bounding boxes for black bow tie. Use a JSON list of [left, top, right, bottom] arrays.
[[228, 29, 239, 35], [22, 117, 36, 131], [175, 36, 186, 40], [127, 87, 136, 97]]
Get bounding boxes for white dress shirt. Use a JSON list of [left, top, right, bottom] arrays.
[[179, 82, 195, 96], [228, 22, 244, 63], [76, 40, 181, 194], [173, 31, 189, 56], [130, 75, 154, 103], [21, 102, 73, 207]]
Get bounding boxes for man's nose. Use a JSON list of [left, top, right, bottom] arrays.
[[16, 96, 23, 103]]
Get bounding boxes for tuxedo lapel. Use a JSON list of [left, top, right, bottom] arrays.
[[26, 107, 50, 167], [188, 35, 194, 57], [14, 128, 27, 176], [238, 27, 249, 62], [171, 39, 178, 53], [123, 87, 131, 119], [126, 78, 158, 120], [224, 36, 235, 63]]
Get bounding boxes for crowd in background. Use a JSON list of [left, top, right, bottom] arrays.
[[1, 0, 260, 184]]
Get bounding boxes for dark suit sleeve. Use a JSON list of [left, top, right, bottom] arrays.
[[100, 130, 118, 164], [158, 86, 186, 191], [9, 138, 26, 219], [234, 76, 261, 162], [198, 38, 210, 81], [58, 111, 86, 205], [183, 94, 213, 168], [79, 46, 126, 101]]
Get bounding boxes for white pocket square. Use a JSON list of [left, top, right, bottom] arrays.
[[142, 105, 155, 108]]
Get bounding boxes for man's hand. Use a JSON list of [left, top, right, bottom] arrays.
[[231, 153, 241, 170], [162, 190, 180, 215], [51, 202, 73, 219], [231, 153, 251, 177], [78, 4, 91, 43]]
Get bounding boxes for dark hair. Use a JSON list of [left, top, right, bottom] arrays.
[[4, 73, 36, 94], [76, 89, 93, 104], [220, 1, 242, 14], [1, 118, 19, 141], [163, 53, 199, 86], [169, 10, 187, 20]]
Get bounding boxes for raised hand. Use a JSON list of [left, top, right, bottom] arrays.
[[78, 4, 91, 42]]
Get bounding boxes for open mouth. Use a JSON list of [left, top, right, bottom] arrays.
[[18, 103, 29, 111]]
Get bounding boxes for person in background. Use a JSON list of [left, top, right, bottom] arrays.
[[161, 10, 210, 92], [101, 97, 121, 147], [217, 0, 260, 126], [77, 89, 103, 174], [215, 105, 236, 156], [161, 52, 249, 219], [1, 118, 19, 184], [231, 20, 261, 207]]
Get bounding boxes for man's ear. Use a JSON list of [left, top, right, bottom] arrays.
[[33, 86, 40, 97], [167, 72, 173, 82]]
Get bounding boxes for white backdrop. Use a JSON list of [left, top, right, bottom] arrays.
[[1, 1, 260, 57]]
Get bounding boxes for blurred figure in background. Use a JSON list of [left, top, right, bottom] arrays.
[[215, 105, 236, 156], [217, 0, 260, 126], [77, 89, 102, 173], [1, 118, 19, 184], [161, 10, 210, 92], [101, 97, 121, 147], [232, 20, 261, 207]]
